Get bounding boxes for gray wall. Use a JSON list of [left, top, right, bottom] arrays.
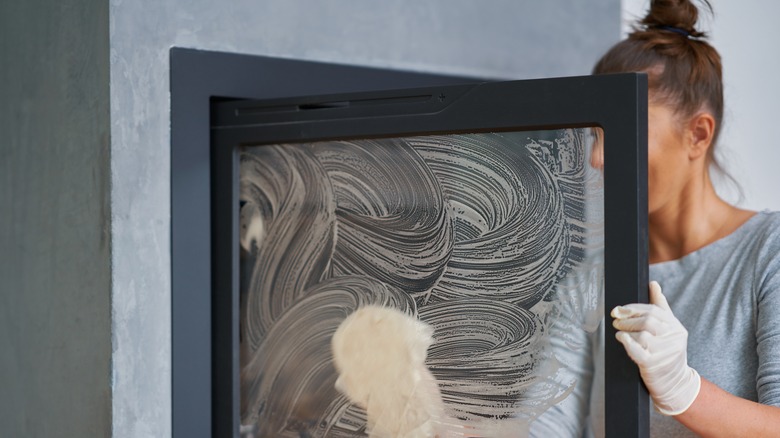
[[0, 0, 112, 437], [1, 1, 619, 436], [706, 1, 780, 211]]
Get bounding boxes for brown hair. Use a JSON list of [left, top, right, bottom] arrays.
[[593, 0, 724, 165]]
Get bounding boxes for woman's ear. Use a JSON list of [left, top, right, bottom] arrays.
[[687, 112, 716, 160], [590, 127, 604, 171]]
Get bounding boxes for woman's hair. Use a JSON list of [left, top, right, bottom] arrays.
[[593, 0, 725, 167]]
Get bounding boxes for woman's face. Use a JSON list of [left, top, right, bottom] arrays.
[[646, 102, 692, 215], [589, 102, 694, 215]]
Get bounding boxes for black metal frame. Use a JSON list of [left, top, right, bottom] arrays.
[[171, 47, 649, 437]]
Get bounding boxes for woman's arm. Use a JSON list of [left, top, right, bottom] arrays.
[[612, 281, 780, 436], [675, 378, 780, 437]]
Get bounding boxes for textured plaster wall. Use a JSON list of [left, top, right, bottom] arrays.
[[0, 1, 112, 437], [109, 1, 619, 436]]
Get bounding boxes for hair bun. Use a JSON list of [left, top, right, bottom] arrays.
[[640, 0, 711, 38]]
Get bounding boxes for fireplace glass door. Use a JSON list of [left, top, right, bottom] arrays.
[[205, 72, 648, 437]]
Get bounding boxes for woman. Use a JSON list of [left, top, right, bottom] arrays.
[[594, 0, 780, 436]]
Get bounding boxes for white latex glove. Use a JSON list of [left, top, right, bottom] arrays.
[[611, 281, 701, 416]]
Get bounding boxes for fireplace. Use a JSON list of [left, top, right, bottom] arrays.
[[171, 48, 649, 437]]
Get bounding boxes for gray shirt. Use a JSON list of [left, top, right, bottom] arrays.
[[648, 210, 780, 437], [531, 210, 780, 437]]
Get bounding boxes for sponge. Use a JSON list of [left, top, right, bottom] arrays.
[[331, 305, 447, 438]]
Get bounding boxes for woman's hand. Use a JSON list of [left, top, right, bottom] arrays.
[[611, 281, 701, 415]]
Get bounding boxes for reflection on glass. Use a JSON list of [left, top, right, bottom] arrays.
[[238, 129, 604, 437]]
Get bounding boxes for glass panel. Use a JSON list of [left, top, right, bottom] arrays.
[[238, 128, 604, 437]]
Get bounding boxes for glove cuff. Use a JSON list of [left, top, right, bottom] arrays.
[[651, 367, 701, 417], [653, 367, 701, 416]]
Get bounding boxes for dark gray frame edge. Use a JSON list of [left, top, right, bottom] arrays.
[[171, 47, 649, 437]]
